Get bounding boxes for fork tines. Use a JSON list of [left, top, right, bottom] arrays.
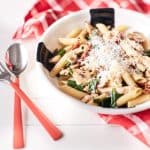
[[0, 62, 7, 72], [0, 61, 11, 81]]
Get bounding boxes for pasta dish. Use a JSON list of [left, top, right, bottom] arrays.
[[48, 23, 150, 108]]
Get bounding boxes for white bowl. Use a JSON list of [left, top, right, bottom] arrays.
[[36, 8, 150, 114]]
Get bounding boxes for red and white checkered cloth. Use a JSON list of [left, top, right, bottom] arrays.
[[13, 0, 150, 147]]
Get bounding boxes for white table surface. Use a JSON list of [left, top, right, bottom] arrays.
[[0, 1, 149, 150]]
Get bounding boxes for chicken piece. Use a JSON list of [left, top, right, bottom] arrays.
[[72, 68, 91, 84], [127, 39, 144, 53], [127, 32, 145, 43]]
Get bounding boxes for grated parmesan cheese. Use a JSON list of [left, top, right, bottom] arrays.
[[82, 34, 122, 70], [80, 31, 148, 87]]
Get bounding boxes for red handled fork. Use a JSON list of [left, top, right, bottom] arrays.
[[0, 62, 63, 141], [13, 78, 24, 148]]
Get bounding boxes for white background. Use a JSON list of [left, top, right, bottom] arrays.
[[0, 0, 149, 150]]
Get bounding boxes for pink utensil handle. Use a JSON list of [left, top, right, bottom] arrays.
[[10, 81, 62, 140], [13, 78, 24, 148]]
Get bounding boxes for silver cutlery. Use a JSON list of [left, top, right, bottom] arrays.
[[0, 59, 62, 141], [5, 43, 27, 148]]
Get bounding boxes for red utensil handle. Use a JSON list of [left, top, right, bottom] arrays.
[[13, 78, 24, 148], [10, 81, 62, 140]]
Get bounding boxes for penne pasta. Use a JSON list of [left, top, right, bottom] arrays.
[[78, 29, 87, 38], [59, 37, 78, 45], [50, 47, 83, 77], [77, 29, 87, 44], [67, 28, 82, 38], [50, 51, 73, 77], [94, 93, 108, 101], [59, 84, 87, 99], [85, 22, 93, 34], [136, 63, 145, 72], [49, 55, 61, 63], [114, 25, 128, 32], [122, 71, 137, 86], [98, 86, 132, 94], [132, 71, 147, 85], [64, 45, 73, 52], [128, 94, 150, 107], [96, 23, 108, 34], [116, 88, 142, 106], [143, 37, 150, 50]]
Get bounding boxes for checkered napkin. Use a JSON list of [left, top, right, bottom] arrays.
[[13, 0, 150, 147]]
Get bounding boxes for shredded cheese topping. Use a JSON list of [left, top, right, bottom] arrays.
[[81, 31, 146, 85], [82, 34, 122, 70]]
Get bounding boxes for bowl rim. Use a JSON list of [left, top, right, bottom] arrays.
[[36, 8, 150, 114]]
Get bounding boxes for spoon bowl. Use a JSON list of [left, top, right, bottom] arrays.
[[5, 43, 28, 76]]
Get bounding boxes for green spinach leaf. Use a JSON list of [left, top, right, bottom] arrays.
[[67, 80, 83, 91], [94, 97, 111, 107], [111, 88, 123, 108], [94, 88, 123, 108], [88, 78, 99, 93], [57, 49, 66, 56], [68, 68, 73, 76]]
